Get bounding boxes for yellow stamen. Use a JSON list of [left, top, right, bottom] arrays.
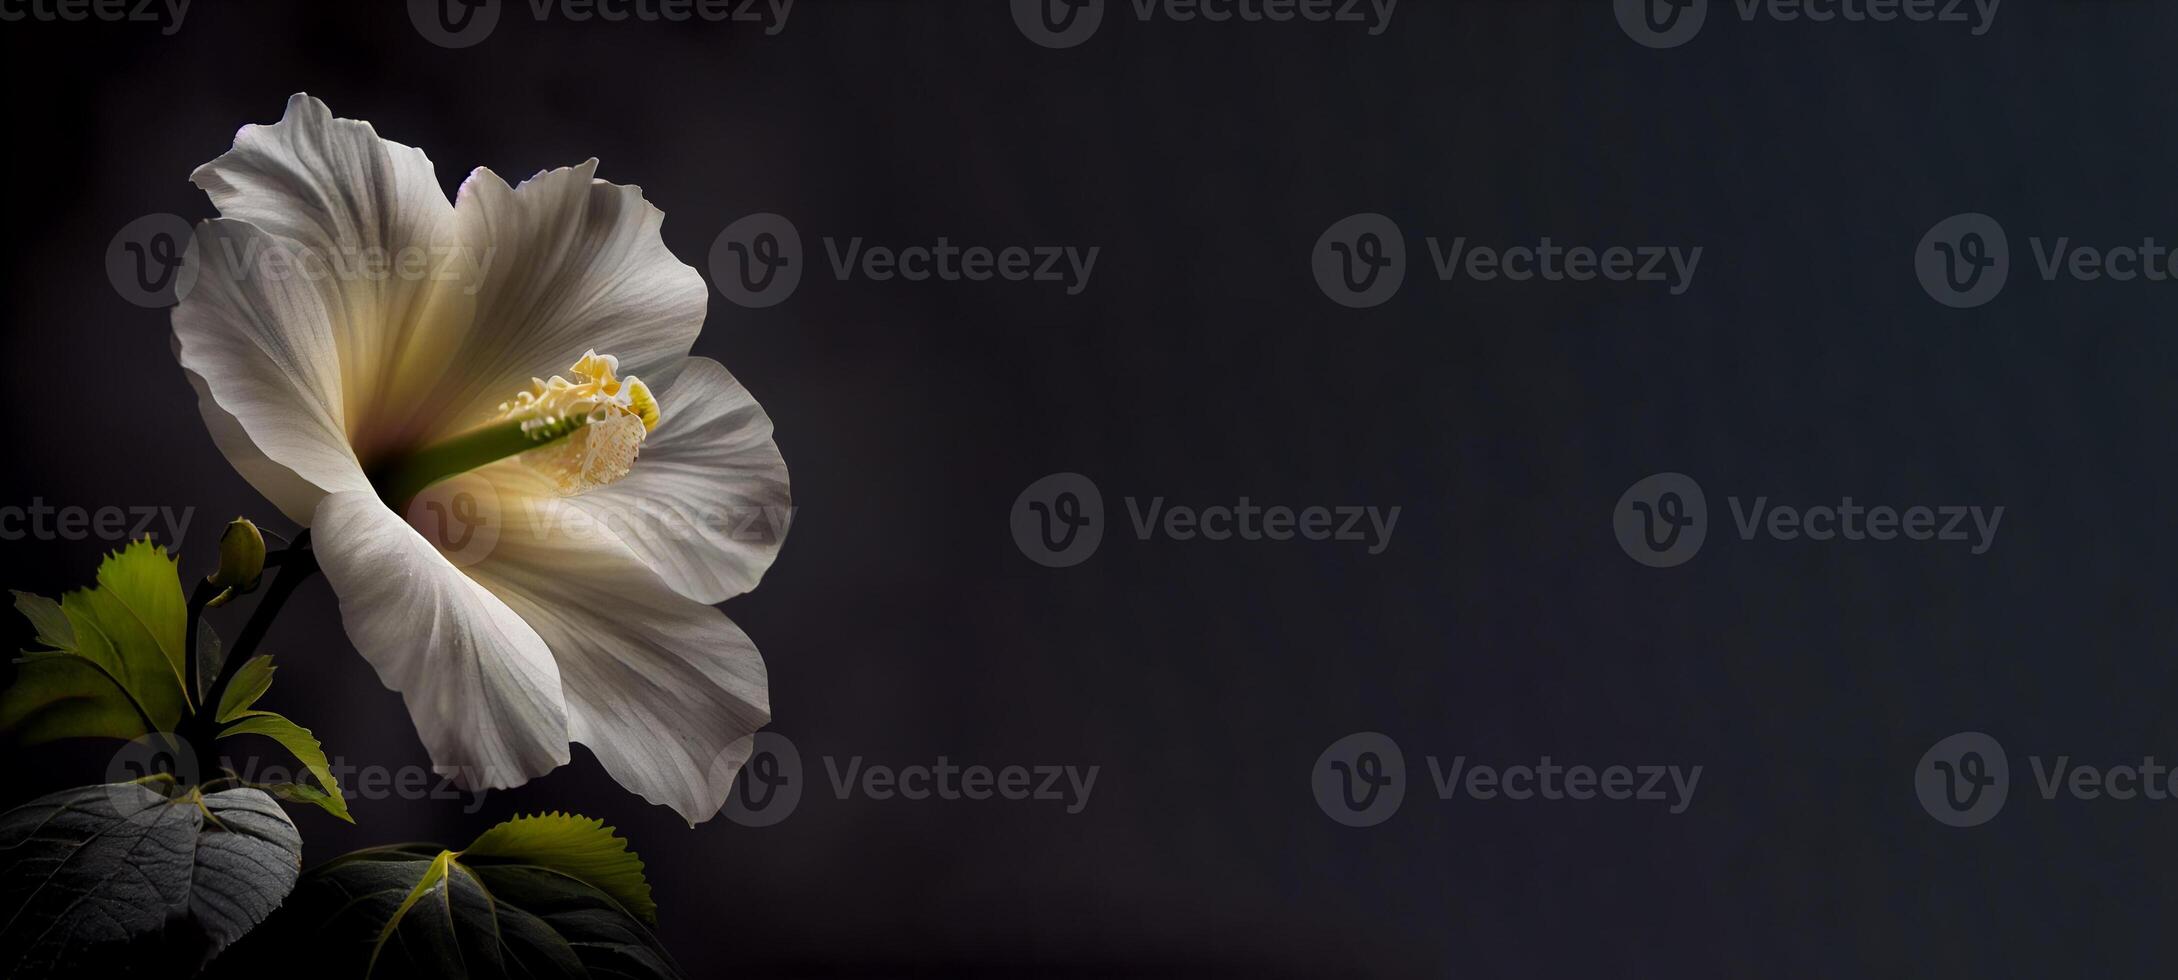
[[377, 350, 666, 509], [495, 350, 661, 496]]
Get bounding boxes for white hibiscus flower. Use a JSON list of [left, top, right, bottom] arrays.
[[170, 94, 789, 823]]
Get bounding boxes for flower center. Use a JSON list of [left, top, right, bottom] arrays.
[[496, 351, 660, 495], [376, 350, 661, 510]]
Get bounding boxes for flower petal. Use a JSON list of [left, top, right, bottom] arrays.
[[172, 219, 375, 509], [172, 337, 327, 527], [417, 162, 708, 442], [192, 94, 453, 261], [568, 357, 791, 604], [312, 490, 570, 791], [465, 478, 769, 823], [188, 93, 467, 459]]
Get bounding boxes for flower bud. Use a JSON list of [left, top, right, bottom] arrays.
[[210, 518, 265, 594]]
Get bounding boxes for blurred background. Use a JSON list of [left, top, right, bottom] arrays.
[[4, 1, 2178, 975]]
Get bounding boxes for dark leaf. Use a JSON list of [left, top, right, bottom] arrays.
[[220, 816, 679, 979], [0, 782, 301, 976]]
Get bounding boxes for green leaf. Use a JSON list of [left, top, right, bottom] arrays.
[[265, 781, 346, 819], [0, 653, 157, 743], [10, 592, 71, 648], [214, 655, 274, 722], [221, 710, 350, 823], [0, 782, 301, 977], [464, 812, 657, 924], [92, 538, 187, 679], [224, 816, 680, 979], [2, 541, 190, 742]]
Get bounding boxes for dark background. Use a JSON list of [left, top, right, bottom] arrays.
[[3, 0, 2176, 975]]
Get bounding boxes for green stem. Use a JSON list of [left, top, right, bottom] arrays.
[[375, 419, 561, 512], [181, 579, 221, 710], [189, 532, 317, 760]]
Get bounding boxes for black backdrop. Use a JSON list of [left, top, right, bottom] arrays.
[[4, 1, 2177, 976]]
